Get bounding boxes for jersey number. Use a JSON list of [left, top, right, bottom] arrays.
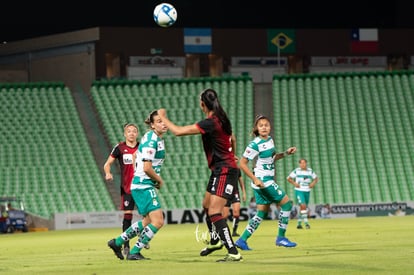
[[149, 189, 157, 198]]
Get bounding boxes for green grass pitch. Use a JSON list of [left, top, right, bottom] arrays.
[[1, 216, 413, 274]]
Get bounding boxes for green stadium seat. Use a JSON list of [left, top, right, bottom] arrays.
[[91, 76, 254, 209], [272, 71, 414, 204], [0, 82, 115, 218]]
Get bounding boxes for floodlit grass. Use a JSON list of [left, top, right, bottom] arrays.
[[1, 216, 413, 274]]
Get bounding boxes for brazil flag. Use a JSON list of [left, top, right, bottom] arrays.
[[267, 29, 296, 54]]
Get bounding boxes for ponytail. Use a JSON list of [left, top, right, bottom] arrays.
[[145, 110, 158, 127], [200, 88, 232, 135]]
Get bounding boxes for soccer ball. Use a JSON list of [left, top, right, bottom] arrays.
[[153, 3, 177, 28]]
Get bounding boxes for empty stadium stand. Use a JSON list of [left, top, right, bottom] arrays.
[[0, 82, 115, 218], [272, 71, 414, 204], [3, 70, 412, 218]]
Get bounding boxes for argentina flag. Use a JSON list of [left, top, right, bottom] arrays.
[[184, 28, 212, 53]]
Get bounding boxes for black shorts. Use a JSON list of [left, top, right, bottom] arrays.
[[206, 166, 239, 201], [120, 193, 135, 211], [225, 192, 241, 207]]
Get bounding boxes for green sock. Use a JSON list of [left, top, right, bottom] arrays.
[[116, 220, 144, 246], [240, 210, 267, 241], [130, 223, 158, 254], [278, 201, 292, 237]]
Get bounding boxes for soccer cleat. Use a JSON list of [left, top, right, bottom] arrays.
[[305, 223, 311, 229], [235, 238, 252, 250], [297, 224, 303, 229], [232, 232, 240, 237], [200, 242, 224, 256], [276, 237, 297, 248], [127, 252, 149, 260], [216, 253, 243, 262], [108, 239, 124, 260]]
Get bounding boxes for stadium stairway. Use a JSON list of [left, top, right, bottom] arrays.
[[0, 82, 115, 218], [70, 84, 119, 208], [91, 76, 255, 209]]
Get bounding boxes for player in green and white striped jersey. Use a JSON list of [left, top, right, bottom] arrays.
[[287, 159, 318, 229], [235, 114, 298, 250], [108, 110, 168, 261]]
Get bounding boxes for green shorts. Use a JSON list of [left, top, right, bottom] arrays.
[[131, 187, 162, 216], [254, 181, 286, 205], [295, 190, 310, 205]]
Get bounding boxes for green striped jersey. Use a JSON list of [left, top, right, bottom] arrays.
[[242, 136, 276, 189], [288, 168, 317, 192], [131, 130, 165, 189]]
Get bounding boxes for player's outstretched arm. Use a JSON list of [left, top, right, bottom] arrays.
[[274, 146, 297, 161], [158, 108, 200, 136]]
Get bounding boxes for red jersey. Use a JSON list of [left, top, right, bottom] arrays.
[[196, 115, 237, 170], [110, 141, 139, 194]]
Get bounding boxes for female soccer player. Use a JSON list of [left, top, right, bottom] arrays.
[[107, 110, 168, 260], [103, 123, 140, 256], [158, 88, 242, 262], [287, 158, 319, 229], [234, 114, 297, 250]]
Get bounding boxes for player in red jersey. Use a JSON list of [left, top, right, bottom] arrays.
[[104, 123, 139, 256], [158, 88, 242, 262]]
